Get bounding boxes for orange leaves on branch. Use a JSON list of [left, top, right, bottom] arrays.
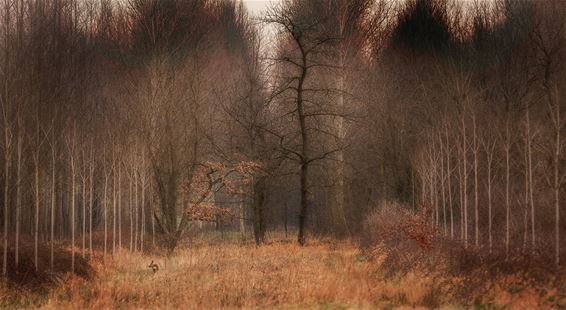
[[187, 202, 236, 223], [181, 160, 262, 223], [234, 161, 262, 175], [202, 161, 225, 172]]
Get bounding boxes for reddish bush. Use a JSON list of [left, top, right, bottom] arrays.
[[361, 202, 566, 307], [361, 202, 439, 275]]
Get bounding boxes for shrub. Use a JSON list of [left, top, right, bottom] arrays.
[[361, 201, 438, 275], [361, 201, 566, 307]]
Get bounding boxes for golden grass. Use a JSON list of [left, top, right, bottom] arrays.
[[0, 233, 563, 309], [35, 238, 449, 309]]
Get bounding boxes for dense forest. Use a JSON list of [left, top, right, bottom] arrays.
[[0, 0, 565, 286]]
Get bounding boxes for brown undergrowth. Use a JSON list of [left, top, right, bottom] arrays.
[[0, 236, 96, 308], [361, 202, 566, 309], [0, 232, 458, 309], [42, 240, 396, 309], [0, 228, 564, 309]]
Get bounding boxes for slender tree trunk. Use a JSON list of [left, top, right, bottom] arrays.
[[103, 172, 108, 261], [2, 0, 12, 281], [420, 168, 425, 207], [332, 50, 349, 238], [239, 191, 245, 239], [427, 146, 436, 225], [82, 161, 86, 258], [554, 114, 560, 266], [439, 132, 447, 235], [50, 136, 56, 271], [461, 112, 468, 248], [141, 166, 146, 253], [70, 134, 76, 273], [429, 164, 434, 225], [457, 152, 464, 241], [446, 125, 454, 238], [547, 86, 563, 266], [134, 169, 139, 252], [411, 169, 415, 211], [526, 106, 535, 254], [296, 45, 310, 246], [112, 162, 116, 257], [89, 152, 94, 259], [284, 201, 288, 238], [152, 185, 155, 248], [523, 130, 529, 251], [118, 164, 122, 251], [433, 158, 439, 226], [505, 120, 511, 255], [129, 171, 133, 252], [252, 176, 265, 245], [487, 147, 494, 254], [298, 163, 309, 246], [34, 139, 40, 270], [381, 150, 387, 202], [15, 127, 21, 269], [3, 128, 9, 279], [472, 114, 479, 247], [140, 151, 146, 252]]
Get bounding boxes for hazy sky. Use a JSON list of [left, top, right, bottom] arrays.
[[242, 0, 279, 16]]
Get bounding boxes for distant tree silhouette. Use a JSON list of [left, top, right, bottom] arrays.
[[391, 0, 452, 53]]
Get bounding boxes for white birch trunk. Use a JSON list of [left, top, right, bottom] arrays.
[[15, 128, 21, 268], [472, 114, 479, 247]]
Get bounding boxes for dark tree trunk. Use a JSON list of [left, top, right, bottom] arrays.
[[252, 176, 266, 245], [298, 163, 308, 246], [284, 201, 288, 238]]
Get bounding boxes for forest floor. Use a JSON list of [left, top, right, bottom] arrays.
[[0, 232, 564, 309]]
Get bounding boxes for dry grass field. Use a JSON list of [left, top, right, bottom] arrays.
[[0, 232, 564, 309]]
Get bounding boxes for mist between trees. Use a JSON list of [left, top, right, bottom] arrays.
[[0, 0, 565, 277]]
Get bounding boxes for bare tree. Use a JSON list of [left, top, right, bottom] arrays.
[[265, 1, 348, 245]]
